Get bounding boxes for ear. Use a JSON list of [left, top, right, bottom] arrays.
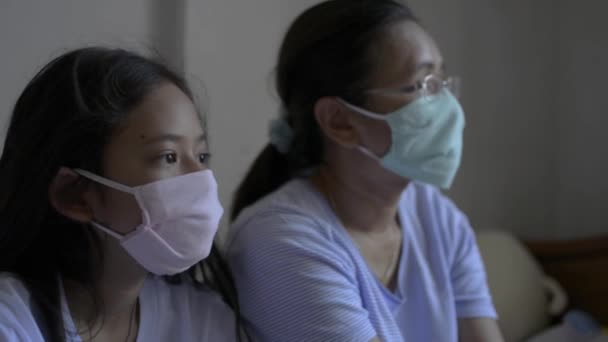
[[48, 167, 94, 223], [314, 97, 361, 148]]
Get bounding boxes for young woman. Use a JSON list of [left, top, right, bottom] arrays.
[[227, 1, 504, 341], [0, 47, 244, 341]]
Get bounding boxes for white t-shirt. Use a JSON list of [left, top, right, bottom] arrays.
[[0, 273, 238, 341]]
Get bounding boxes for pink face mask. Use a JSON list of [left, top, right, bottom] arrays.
[[74, 169, 223, 276]]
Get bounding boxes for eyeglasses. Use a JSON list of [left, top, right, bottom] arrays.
[[366, 74, 461, 100]]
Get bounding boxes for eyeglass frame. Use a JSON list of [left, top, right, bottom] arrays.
[[364, 74, 461, 99]]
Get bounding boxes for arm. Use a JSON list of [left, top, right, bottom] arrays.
[[439, 195, 504, 342], [227, 212, 379, 342], [458, 318, 504, 342]]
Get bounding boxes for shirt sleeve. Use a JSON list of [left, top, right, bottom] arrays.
[[445, 205, 498, 319], [0, 327, 23, 342], [0, 277, 46, 342], [226, 211, 377, 342]]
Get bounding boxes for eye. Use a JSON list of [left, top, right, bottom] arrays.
[[198, 153, 211, 164], [163, 152, 178, 164], [400, 83, 419, 94]]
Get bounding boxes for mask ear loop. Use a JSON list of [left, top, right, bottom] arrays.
[[336, 98, 387, 120], [336, 98, 390, 162], [356, 146, 382, 161], [74, 169, 136, 194], [89, 221, 125, 240], [74, 169, 136, 239]]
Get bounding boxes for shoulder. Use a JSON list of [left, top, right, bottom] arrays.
[[0, 273, 46, 341], [142, 276, 238, 340], [400, 182, 473, 249], [227, 178, 342, 251], [232, 178, 330, 226], [401, 181, 462, 216], [225, 179, 358, 285], [0, 273, 35, 319], [0, 273, 31, 301]]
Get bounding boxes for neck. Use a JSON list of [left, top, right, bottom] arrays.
[[315, 159, 408, 234], [63, 237, 146, 340]]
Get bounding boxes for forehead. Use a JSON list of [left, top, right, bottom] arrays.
[[368, 20, 443, 87], [115, 82, 203, 142]]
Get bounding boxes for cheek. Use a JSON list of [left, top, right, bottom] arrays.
[[361, 120, 393, 156], [95, 188, 142, 234]]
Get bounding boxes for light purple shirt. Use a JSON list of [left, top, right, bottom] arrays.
[[226, 179, 497, 342]]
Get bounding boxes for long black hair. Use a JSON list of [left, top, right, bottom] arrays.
[[231, 0, 417, 220], [0, 47, 244, 341]]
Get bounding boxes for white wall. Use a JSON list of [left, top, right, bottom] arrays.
[[400, 0, 608, 238], [555, 1, 608, 238], [183, 0, 320, 236], [0, 0, 162, 148], [407, 0, 558, 238]]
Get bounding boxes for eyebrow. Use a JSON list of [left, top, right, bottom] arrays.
[[143, 133, 206, 145], [415, 62, 446, 73]]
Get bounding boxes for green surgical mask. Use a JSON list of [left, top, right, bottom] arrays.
[[339, 88, 465, 189]]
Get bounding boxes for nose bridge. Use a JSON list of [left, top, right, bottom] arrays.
[[182, 153, 207, 174]]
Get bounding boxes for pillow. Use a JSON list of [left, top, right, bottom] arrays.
[[476, 230, 567, 342]]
